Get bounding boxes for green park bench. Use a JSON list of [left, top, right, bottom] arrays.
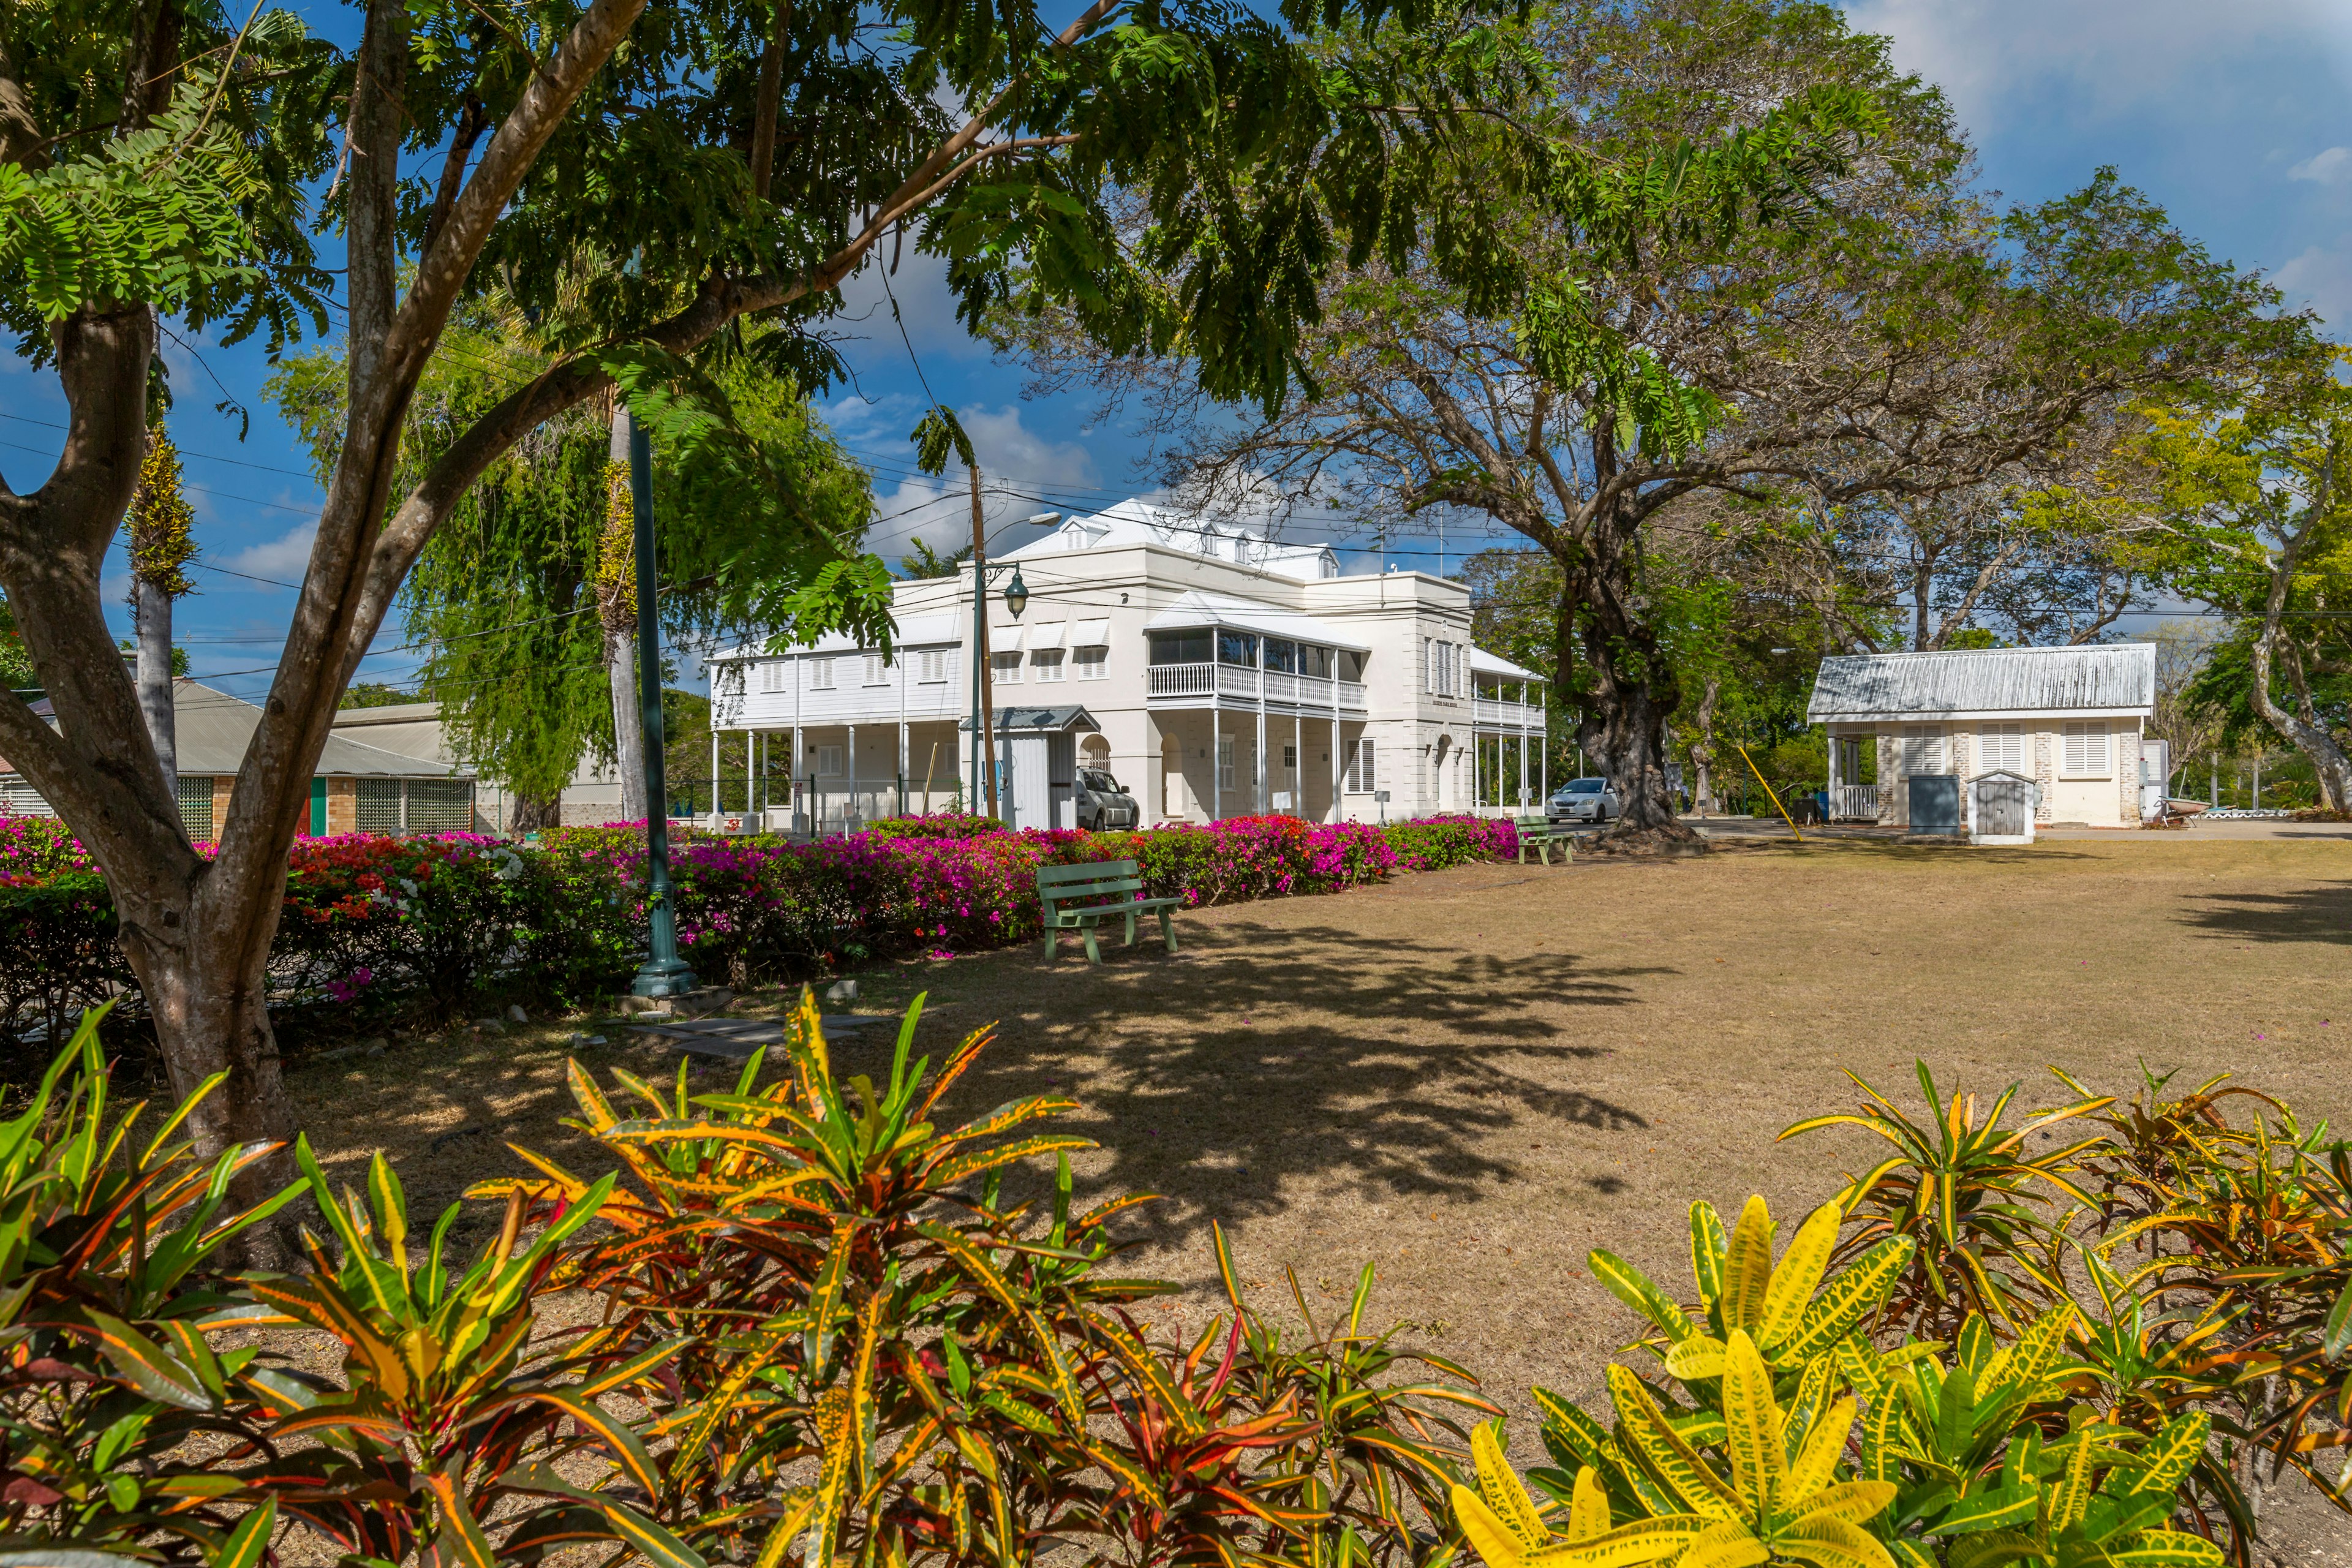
[[1037, 859, 1185, 963], [1515, 814, 1574, 867]]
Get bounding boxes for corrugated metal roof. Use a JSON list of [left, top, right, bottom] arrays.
[[957, 706, 1101, 732], [1469, 646, 1541, 681], [1806, 645, 2155, 722], [170, 681, 470, 777]]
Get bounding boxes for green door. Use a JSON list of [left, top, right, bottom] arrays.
[[309, 777, 327, 836]]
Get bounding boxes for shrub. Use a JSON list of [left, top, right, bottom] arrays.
[[861, 812, 1010, 841], [1384, 814, 1517, 870], [271, 832, 549, 1018], [8, 813, 1515, 1030]]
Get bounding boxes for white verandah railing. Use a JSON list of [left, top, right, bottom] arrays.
[[1831, 784, 1882, 821]]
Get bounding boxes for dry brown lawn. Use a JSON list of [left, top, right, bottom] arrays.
[[289, 834, 2352, 1558]]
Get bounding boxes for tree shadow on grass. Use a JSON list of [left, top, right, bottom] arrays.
[[2176, 881, 2352, 947], [832, 919, 1667, 1249]]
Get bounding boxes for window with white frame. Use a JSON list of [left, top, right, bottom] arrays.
[[863, 653, 888, 685], [916, 648, 949, 683], [1218, 736, 1235, 790], [1423, 638, 1461, 697], [1074, 644, 1107, 679], [758, 660, 786, 693], [990, 651, 1023, 684], [1032, 649, 1066, 682], [1345, 737, 1376, 793], [809, 657, 835, 690], [816, 745, 844, 776], [2061, 720, 2111, 777], [1899, 725, 1945, 775], [1981, 722, 2026, 773]]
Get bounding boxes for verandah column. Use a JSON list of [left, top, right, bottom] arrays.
[[1212, 704, 1221, 822], [1330, 711, 1340, 823]]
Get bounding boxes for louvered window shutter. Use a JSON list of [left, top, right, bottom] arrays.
[[2063, 722, 2097, 774]]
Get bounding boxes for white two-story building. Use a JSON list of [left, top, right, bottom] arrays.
[[704, 499, 1548, 832]]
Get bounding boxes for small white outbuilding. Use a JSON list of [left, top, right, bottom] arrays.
[[1805, 644, 2157, 829]]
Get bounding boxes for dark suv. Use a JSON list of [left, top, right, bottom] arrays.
[[1074, 767, 1139, 830]]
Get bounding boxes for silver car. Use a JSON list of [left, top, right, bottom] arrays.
[[1547, 777, 1619, 824], [1074, 767, 1140, 830]]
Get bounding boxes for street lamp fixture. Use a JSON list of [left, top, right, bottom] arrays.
[[1003, 567, 1029, 619]]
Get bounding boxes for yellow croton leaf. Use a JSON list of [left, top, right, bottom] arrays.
[[1665, 1336, 1728, 1382], [1472, 1421, 1550, 1547], [1568, 1466, 1611, 1542]]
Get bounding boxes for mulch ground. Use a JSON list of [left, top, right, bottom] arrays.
[[289, 835, 2352, 1559]]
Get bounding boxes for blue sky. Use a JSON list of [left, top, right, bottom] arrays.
[[6, 0, 2351, 700]]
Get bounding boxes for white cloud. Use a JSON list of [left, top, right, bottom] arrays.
[[223, 521, 317, 583], [854, 402, 1103, 568], [1842, 0, 2352, 126], [832, 252, 990, 363], [2289, 146, 2352, 184], [2275, 235, 2352, 323]]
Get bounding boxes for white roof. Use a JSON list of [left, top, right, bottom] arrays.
[[1143, 589, 1370, 652], [1807, 644, 2155, 723], [1469, 646, 1542, 681], [714, 612, 960, 661], [1003, 499, 1340, 582]]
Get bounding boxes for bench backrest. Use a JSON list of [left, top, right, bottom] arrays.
[[1514, 815, 1553, 832], [1038, 859, 1146, 905]]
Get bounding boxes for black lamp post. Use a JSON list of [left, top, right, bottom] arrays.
[[967, 562, 1030, 816], [626, 410, 698, 999]]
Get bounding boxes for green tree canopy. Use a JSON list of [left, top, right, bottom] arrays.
[[272, 315, 873, 808]]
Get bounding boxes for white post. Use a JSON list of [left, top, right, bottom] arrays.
[[847, 722, 858, 833], [1212, 705, 1222, 821], [1330, 712, 1341, 823], [1294, 712, 1302, 817], [1254, 641, 1267, 815], [710, 726, 720, 822], [1538, 684, 1547, 804], [1518, 694, 1528, 810]]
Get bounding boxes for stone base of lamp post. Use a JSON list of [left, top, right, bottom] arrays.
[[620, 986, 736, 1018]]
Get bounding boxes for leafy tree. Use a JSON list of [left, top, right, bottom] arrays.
[[2143, 356, 2352, 809], [900, 536, 974, 579], [337, 682, 417, 709], [0, 0, 1543, 1215], [1027, 0, 2297, 841], [272, 316, 870, 829]]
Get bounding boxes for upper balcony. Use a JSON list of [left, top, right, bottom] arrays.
[[1147, 660, 1369, 714], [1472, 693, 1547, 733]]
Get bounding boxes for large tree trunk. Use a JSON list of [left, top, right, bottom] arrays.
[[603, 407, 648, 822], [113, 862, 300, 1234], [135, 574, 176, 797], [1558, 509, 1699, 847], [606, 628, 647, 821], [1689, 670, 1720, 816], [2248, 505, 2352, 812], [511, 790, 564, 832]]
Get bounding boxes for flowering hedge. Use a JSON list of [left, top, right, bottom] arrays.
[[0, 811, 1517, 1031]]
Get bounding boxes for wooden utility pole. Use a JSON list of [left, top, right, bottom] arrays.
[[971, 464, 998, 818]]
